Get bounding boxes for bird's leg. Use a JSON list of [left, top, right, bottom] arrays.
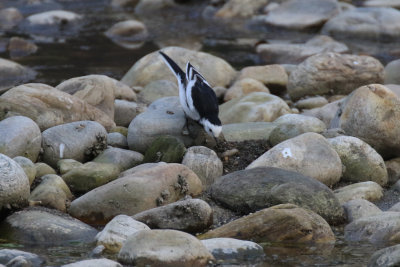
[[181, 116, 190, 136]]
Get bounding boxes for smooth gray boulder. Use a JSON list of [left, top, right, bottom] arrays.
[[105, 19, 148, 50], [0, 249, 43, 267], [13, 156, 36, 185], [0, 58, 36, 94], [114, 99, 145, 127], [93, 147, 143, 172], [107, 132, 128, 148], [343, 199, 382, 223], [368, 244, 400, 267]]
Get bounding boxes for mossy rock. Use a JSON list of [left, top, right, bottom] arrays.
[[143, 135, 186, 163]]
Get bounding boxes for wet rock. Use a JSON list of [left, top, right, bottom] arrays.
[[57, 159, 82, 175], [0, 8, 23, 30], [0, 83, 115, 131], [56, 75, 117, 119], [182, 146, 222, 189], [118, 229, 214, 266], [34, 162, 56, 179], [105, 20, 148, 49], [2, 207, 98, 245], [328, 136, 388, 186], [95, 215, 150, 253], [114, 99, 145, 127], [28, 174, 73, 212], [0, 154, 29, 212], [219, 92, 292, 124], [263, 0, 339, 30], [287, 53, 384, 101], [386, 158, 400, 185], [69, 163, 202, 224], [201, 238, 264, 264], [0, 116, 41, 162], [322, 7, 400, 41], [302, 99, 344, 127], [295, 96, 329, 110], [0, 249, 43, 267], [224, 78, 270, 102], [343, 199, 382, 223], [93, 147, 143, 172], [211, 167, 343, 224], [384, 58, 400, 84], [26, 10, 82, 25], [138, 80, 178, 104], [13, 157, 36, 185], [143, 135, 186, 163], [222, 122, 276, 142], [214, 0, 267, 18], [62, 259, 122, 267], [62, 162, 121, 193], [368, 244, 400, 267], [247, 133, 342, 187], [121, 46, 236, 88], [132, 198, 213, 233], [257, 35, 349, 65], [338, 84, 400, 159], [42, 121, 108, 168], [107, 132, 128, 148], [345, 212, 400, 244], [200, 204, 335, 243], [8, 37, 38, 59], [134, 0, 178, 15], [334, 181, 383, 205], [0, 59, 36, 94], [269, 114, 327, 146]]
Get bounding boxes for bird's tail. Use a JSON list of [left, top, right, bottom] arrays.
[[159, 51, 186, 84]]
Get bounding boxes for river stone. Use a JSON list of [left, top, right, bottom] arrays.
[[222, 122, 276, 142], [93, 147, 143, 172], [29, 174, 73, 212], [62, 259, 122, 267], [118, 229, 214, 266], [322, 7, 400, 41], [57, 159, 82, 175], [389, 202, 400, 212], [287, 53, 384, 101], [107, 132, 128, 148], [2, 207, 98, 245], [201, 238, 264, 263], [132, 198, 212, 233], [210, 167, 344, 225], [247, 133, 342, 187], [0, 154, 29, 212], [256, 35, 349, 65], [0, 8, 23, 30], [114, 80, 137, 101], [302, 99, 344, 127], [0, 116, 41, 162], [95, 215, 150, 253], [224, 78, 270, 102], [62, 162, 121, 193], [26, 10, 82, 25], [56, 75, 117, 119], [343, 199, 382, 223], [69, 163, 202, 224], [345, 212, 400, 244], [104, 19, 148, 49], [295, 96, 329, 110], [182, 146, 222, 189], [119, 162, 168, 178], [263, 0, 339, 30], [35, 162, 56, 179], [13, 156, 36, 185], [200, 204, 335, 243], [384, 59, 400, 84], [143, 135, 186, 163], [338, 84, 400, 159], [114, 99, 145, 127], [121, 46, 236, 88], [219, 92, 292, 124], [269, 114, 327, 146], [138, 79, 178, 104], [368, 244, 400, 267], [0, 249, 43, 267], [0, 83, 115, 131], [8, 37, 38, 59], [135, 0, 178, 15], [0, 58, 36, 94], [334, 181, 383, 205], [328, 136, 388, 186], [42, 121, 108, 168], [386, 158, 400, 185], [214, 0, 268, 18]]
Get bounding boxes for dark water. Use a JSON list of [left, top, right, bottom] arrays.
[[0, 0, 398, 265]]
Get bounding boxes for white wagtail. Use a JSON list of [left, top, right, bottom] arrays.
[[159, 51, 222, 139]]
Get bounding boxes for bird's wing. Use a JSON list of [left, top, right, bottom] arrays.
[[190, 74, 219, 119], [186, 62, 209, 86], [159, 51, 186, 88]]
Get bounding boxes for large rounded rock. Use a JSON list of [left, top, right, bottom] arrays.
[[13, 156, 36, 185], [210, 167, 344, 225], [132, 198, 213, 233], [302, 98, 343, 126], [0, 249, 43, 267], [328, 136, 388, 186], [0, 8, 23, 31], [0, 154, 30, 212], [236, 64, 288, 92], [56, 75, 117, 119], [1, 207, 98, 245], [368, 244, 400, 267], [143, 135, 186, 163], [343, 199, 381, 223], [385, 58, 400, 84], [247, 133, 342, 187], [338, 84, 400, 159], [104, 19, 148, 49], [199, 204, 335, 243], [121, 46, 236, 88], [69, 163, 202, 224], [219, 92, 292, 124], [224, 78, 270, 102], [114, 99, 145, 127], [222, 122, 276, 142], [0, 83, 115, 131], [0, 58, 36, 94], [138, 79, 178, 104], [93, 147, 143, 172], [118, 229, 214, 266], [334, 181, 383, 205], [0, 116, 41, 162], [288, 53, 384, 101], [214, 0, 268, 18], [41, 121, 108, 168]]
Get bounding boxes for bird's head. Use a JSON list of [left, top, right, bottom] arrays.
[[201, 117, 222, 138]]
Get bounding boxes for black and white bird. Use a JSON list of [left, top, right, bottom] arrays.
[[159, 51, 222, 139]]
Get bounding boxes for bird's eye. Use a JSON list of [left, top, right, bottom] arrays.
[[209, 129, 212, 132]]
